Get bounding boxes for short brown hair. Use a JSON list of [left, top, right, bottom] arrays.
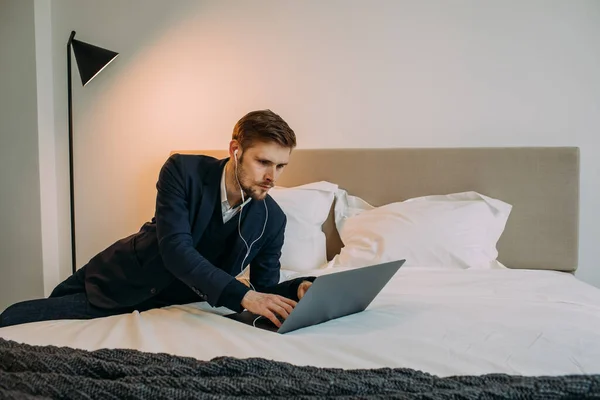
[[232, 109, 296, 150]]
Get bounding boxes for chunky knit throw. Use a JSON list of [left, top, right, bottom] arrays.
[[1, 338, 599, 399]]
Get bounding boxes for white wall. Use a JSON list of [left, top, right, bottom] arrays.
[[35, 0, 61, 299], [49, 1, 600, 286], [0, 0, 45, 310]]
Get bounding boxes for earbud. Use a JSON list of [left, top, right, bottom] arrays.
[[234, 149, 239, 164]]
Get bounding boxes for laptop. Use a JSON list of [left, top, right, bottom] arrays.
[[224, 259, 405, 334]]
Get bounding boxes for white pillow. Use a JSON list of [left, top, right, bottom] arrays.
[[331, 191, 512, 270], [333, 187, 375, 232], [269, 181, 338, 272]]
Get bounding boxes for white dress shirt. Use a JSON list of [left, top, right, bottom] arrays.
[[220, 164, 251, 223]]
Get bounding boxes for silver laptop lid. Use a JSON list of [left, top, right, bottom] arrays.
[[278, 259, 405, 334]]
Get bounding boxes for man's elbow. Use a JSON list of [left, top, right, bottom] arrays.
[[158, 233, 194, 273]]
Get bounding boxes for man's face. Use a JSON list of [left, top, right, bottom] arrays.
[[235, 142, 291, 201]]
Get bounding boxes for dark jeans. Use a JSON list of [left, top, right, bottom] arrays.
[[0, 267, 175, 328]]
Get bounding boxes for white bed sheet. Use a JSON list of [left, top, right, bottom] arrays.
[[1, 266, 600, 378]]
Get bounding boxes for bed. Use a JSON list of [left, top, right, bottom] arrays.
[[2, 147, 600, 399]]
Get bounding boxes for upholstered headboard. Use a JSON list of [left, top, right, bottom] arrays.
[[172, 148, 580, 272]]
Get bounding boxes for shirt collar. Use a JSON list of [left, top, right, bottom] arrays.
[[220, 165, 228, 206]]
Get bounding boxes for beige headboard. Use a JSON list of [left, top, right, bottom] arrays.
[[172, 148, 580, 273]]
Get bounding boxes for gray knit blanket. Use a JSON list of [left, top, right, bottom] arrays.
[[1, 338, 599, 399]]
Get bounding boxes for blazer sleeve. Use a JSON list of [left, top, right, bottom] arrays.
[[155, 155, 249, 311], [248, 216, 316, 301]]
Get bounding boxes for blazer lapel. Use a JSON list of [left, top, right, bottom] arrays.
[[191, 158, 227, 246]]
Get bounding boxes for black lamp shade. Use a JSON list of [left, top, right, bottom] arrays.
[[71, 39, 119, 86]]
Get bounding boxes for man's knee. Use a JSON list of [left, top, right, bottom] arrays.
[[0, 302, 26, 328], [49, 267, 87, 298]]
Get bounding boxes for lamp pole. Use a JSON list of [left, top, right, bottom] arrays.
[[67, 30, 77, 274]]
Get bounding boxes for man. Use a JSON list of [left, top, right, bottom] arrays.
[[0, 109, 313, 328]]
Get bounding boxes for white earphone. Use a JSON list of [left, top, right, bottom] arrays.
[[233, 148, 268, 292], [234, 149, 245, 205]]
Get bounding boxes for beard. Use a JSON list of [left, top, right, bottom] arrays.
[[235, 158, 273, 201]]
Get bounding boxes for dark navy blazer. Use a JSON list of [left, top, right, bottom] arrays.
[[84, 154, 307, 312]]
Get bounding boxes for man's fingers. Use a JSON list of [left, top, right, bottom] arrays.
[[265, 297, 292, 317], [270, 303, 290, 320], [245, 293, 299, 328], [273, 297, 295, 315], [277, 295, 297, 308], [302, 282, 312, 293], [263, 311, 281, 328], [299, 286, 308, 297]]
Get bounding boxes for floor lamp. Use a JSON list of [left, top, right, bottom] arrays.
[[67, 31, 119, 274]]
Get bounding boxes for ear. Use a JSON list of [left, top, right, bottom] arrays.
[[228, 140, 241, 159]]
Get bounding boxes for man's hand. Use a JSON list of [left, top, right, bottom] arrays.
[[241, 291, 297, 328], [297, 281, 313, 300]]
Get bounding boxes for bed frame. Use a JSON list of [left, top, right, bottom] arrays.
[[172, 148, 580, 273]]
